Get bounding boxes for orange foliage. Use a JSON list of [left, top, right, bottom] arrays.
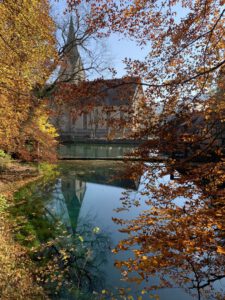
[[66, 1, 225, 298], [0, 0, 58, 161]]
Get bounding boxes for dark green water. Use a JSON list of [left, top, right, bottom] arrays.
[[58, 143, 137, 159]]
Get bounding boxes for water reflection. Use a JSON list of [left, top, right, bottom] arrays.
[[11, 159, 225, 300], [43, 161, 140, 235], [12, 161, 146, 299], [113, 162, 225, 300], [59, 143, 137, 159]]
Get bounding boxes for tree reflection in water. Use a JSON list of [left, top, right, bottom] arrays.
[[11, 172, 111, 299], [113, 161, 225, 300], [11, 159, 225, 299], [35, 220, 111, 300]]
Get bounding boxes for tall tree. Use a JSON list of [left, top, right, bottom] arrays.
[[67, 0, 225, 155], [0, 0, 58, 161], [66, 1, 225, 299]]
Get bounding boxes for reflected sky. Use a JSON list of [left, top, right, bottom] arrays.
[[12, 159, 224, 300]]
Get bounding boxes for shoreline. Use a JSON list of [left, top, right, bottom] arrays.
[[0, 162, 47, 299]]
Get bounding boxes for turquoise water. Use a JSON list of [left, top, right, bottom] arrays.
[[11, 160, 198, 300], [11, 154, 224, 299]]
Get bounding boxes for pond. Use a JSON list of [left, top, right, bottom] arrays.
[[11, 147, 225, 300]]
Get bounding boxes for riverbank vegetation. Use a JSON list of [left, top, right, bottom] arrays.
[[0, 161, 60, 299], [0, 0, 58, 162], [0, 1, 58, 293], [0, 190, 46, 299]]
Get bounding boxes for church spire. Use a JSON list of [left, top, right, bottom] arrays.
[[66, 16, 79, 61], [59, 15, 85, 84], [68, 15, 75, 41]]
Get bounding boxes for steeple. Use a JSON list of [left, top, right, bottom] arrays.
[[66, 16, 79, 63], [59, 16, 85, 84]]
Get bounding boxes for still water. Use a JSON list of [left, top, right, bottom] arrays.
[[58, 143, 137, 159], [11, 146, 224, 300], [11, 154, 224, 299]]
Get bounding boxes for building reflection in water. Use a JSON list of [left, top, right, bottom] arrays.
[[45, 163, 140, 234]]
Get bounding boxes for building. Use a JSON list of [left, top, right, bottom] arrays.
[[53, 17, 145, 142]]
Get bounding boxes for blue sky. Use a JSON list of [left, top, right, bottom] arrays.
[[50, 0, 148, 79], [50, 0, 189, 80]]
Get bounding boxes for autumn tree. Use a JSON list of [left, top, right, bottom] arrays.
[[0, 0, 58, 161], [67, 0, 225, 157], [64, 1, 225, 298]]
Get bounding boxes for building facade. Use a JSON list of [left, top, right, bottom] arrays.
[[53, 17, 145, 141]]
